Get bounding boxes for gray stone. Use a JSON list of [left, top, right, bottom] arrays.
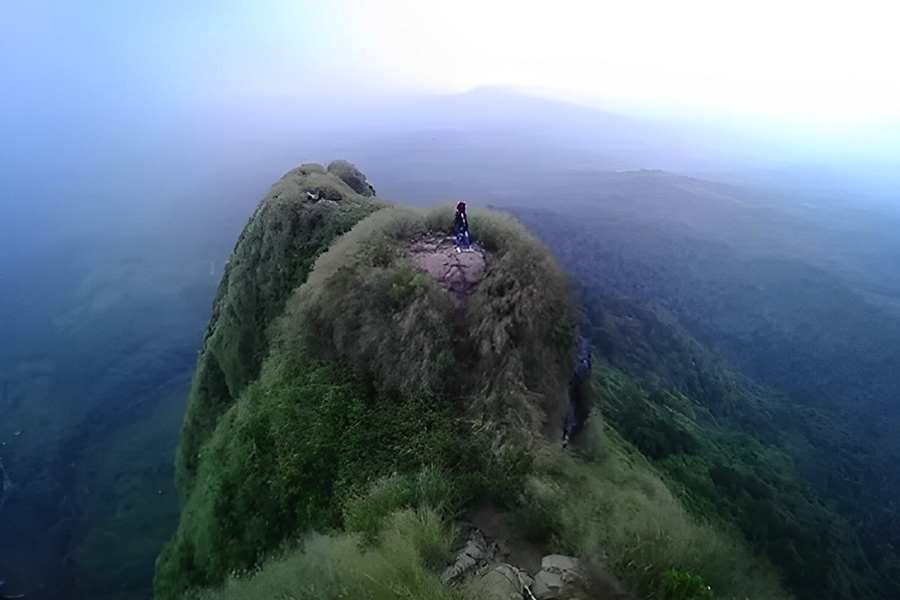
[[532, 569, 565, 600], [518, 570, 535, 589], [441, 528, 499, 585], [531, 555, 589, 600], [465, 563, 528, 600], [541, 554, 583, 576]]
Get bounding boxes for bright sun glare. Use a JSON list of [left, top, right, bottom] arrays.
[[348, 0, 899, 124]]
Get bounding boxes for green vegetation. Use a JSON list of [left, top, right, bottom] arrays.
[[176, 163, 385, 502], [161, 164, 889, 600], [581, 300, 884, 599], [519, 431, 788, 600], [155, 184, 577, 599], [191, 507, 458, 600], [174, 425, 792, 600], [655, 569, 713, 600], [327, 159, 375, 196], [512, 184, 900, 597]]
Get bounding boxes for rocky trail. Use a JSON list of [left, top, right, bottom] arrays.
[[442, 506, 631, 600]]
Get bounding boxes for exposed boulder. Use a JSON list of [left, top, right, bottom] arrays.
[[442, 527, 499, 585], [443, 525, 598, 600], [532, 555, 589, 600], [571, 334, 591, 385], [464, 563, 534, 600], [563, 334, 592, 447]]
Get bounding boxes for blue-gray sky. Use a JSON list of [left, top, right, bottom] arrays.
[[4, 1, 899, 117], [2, 0, 899, 187]]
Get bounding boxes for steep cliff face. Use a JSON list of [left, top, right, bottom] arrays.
[[154, 164, 576, 599]]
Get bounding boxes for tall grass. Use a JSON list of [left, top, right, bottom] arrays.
[[159, 184, 795, 600], [192, 507, 458, 600], [278, 204, 577, 443], [343, 468, 461, 544], [464, 209, 576, 446], [522, 432, 790, 600], [278, 206, 455, 398]]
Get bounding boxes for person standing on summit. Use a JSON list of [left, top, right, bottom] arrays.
[[454, 201, 470, 252]]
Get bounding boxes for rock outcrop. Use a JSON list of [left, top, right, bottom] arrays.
[[532, 555, 588, 600], [562, 334, 592, 447], [441, 527, 499, 585], [444, 521, 609, 600], [327, 159, 376, 197], [453, 548, 593, 600], [465, 563, 534, 600], [410, 236, 486, 310]]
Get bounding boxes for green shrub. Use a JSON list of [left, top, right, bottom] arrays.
[[464, 209, 576, 445], [527, 434, 789, 600], [512, 499, 562, 545], [327, 159, 374, 196], [192, 508, 457, 600], [279, 204, 576, 446], [344, 468, 460, 544], [156, 359, 481, 598], [655, 569, 713, 600], [279, 207, 456, 399], [385, 508, 459, 572]]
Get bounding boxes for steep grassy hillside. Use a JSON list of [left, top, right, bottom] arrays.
[[175, 162, 385, 503], [155, 166, 577, 598]]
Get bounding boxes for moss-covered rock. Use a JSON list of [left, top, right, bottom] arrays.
[[327, 159, 376, 196]]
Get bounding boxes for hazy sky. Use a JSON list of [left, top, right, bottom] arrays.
[[1, 0, 899, 199], [3, 0, 898, 121], [356, 0, 899, 123]]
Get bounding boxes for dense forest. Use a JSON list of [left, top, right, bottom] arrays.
[[507, 170, 900, 598]]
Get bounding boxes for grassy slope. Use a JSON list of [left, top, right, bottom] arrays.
[[167, 422, 791, 600], [174, 164, 385, 503]]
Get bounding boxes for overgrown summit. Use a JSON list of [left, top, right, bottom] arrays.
[[154, 163, 576, 598]]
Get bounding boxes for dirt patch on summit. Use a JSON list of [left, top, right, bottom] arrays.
[[409, 235, 487, 310]]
